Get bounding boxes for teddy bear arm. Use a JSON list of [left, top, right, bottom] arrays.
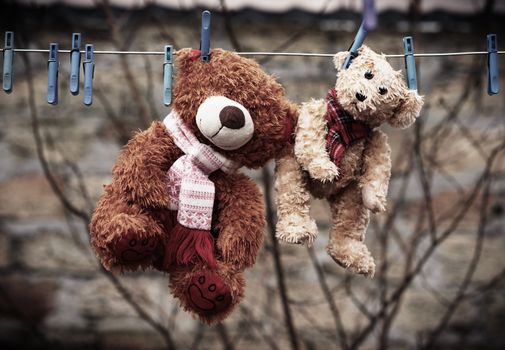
[[274, 154, 318, 245], [112, 121, 182, 209], [90, 184, 165, 271], [294, 99, 339, 182], [213, 173, 265, 269], [360, 130, 392, 213]]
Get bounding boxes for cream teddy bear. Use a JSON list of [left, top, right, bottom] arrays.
[[275, 46, 423, 277]]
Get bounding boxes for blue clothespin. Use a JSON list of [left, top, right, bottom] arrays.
[[163, 45, 173, 106], [403, 36, 418, 91], [69, 33, 81, 95], [487, 34, 499, 95], [200, 10, 211, 62], [83, 44, 94, 106], [342, 22, 368, 70], [363, 0, 377, 31], [3, 31, 14, 93], [47, 43, 59, 105]]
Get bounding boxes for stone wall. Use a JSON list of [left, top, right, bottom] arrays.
[[1, 5, 504, 350]]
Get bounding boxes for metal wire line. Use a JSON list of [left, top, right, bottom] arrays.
[[1, 48, 504, 58]]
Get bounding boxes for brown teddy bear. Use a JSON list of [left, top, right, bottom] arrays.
[[90, 48, 297, 323], [275, 46, 423, 277]]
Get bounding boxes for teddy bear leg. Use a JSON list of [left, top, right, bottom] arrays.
[[168, 262, 245, 324], [90, 188, 166, 272], [326, 183, 375, 277], [274, 154, 318, 245]]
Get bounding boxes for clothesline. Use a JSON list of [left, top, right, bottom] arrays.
[[1, 48, 505, 58]]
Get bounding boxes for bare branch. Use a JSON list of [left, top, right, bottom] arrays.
[[422, 178, 492, 349], [262, 167, 300, 350], [307, 246, 349, 350], [100, 0, 152, 128]]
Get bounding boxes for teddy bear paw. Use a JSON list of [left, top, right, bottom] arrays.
[[105, 214, 163, 270], [276, 215, 318, 246], [306, 158, 339, 183], [110, 231, 161, 267], [362, 185, 387, 213], [185, 271, 233, 318], [327, 239, 376, 278]]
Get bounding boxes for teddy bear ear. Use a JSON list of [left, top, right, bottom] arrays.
[[333, 51, 349, 71], [389, 90, 424, 129], [175, 48, 205, 74], [357, 45, 373, 55]]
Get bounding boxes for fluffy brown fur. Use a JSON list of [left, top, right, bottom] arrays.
[[275, 46, 423, 277], [90, 48, 297, 323], [173, 49, 297, 168]]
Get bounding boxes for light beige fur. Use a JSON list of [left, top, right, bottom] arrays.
[[275, 46, 423, 277]]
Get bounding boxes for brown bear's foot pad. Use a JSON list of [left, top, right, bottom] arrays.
[[186, 271, 232, 317], [103, 213, 164, 270], [169, 264, 245, 323], [111, 231, 161, 265]]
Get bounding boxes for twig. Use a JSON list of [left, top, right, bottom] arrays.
[[219, 0, 243, 52], [190, 323, 206, 350], [21, 52, 90, 223], [238, 306, 280, 350], [143, 54, 161, 118], [100, 0, 152, 128], [258, 0, 334, 65], [348, 140, 505, 350], [94, 86, 132, 144], [461, 267, 505, 300], [307, 247, 349, 350], [261, 167, 300, 350], [414, 120, 437, 243], [422, 178, 492, 349], [104, 270, 178, 349], [344, 276, 373, 320], [216, 323, 235, 350]]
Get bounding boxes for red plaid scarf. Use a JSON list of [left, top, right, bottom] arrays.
[[325, 88, 370, 166]]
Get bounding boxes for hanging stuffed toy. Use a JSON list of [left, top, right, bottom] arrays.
[[275, 46, 423, 277], [90, 48, 297, 323]]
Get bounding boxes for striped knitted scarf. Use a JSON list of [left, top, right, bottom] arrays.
[[325, 88, 370, 166], [163, 112, 237, 269]]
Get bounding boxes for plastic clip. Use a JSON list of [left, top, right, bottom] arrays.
[[200, 10, 211, 62], [342, 22, 368, 70], [47, 43, 59, 105], [69, 33, 81, 95], [3, 31, 14, 93], [83, 44, 94, 106], [363, 0, 377, 31], [163, 45, 173, 106], [403, 36, 418, 91], [487, 34, 499, 95]]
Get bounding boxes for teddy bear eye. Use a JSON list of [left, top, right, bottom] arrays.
[[379, 87, 388, 95], [364, 70, 374, 79]]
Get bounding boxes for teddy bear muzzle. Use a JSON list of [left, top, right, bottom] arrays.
[[196, 96, 254, 151]]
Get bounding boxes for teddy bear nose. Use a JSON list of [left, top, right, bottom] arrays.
[[355, 92, 367, 102], [219, 106, 246, 129]]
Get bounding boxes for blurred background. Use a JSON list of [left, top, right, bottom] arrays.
[[0, 0, 504, 349]]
